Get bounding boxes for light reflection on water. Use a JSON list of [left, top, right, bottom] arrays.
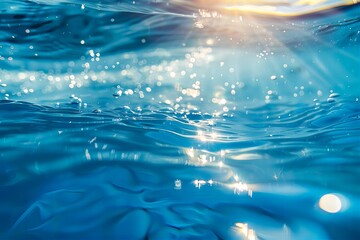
[[0, 0, 359, 239]]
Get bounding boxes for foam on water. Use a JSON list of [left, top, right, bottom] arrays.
[[0, 1, 359, 239]]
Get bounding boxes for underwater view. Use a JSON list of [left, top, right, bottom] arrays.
[[0, 0, 360, 239]]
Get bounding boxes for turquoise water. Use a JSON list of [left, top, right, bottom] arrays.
[[0, 1, 360, 239]]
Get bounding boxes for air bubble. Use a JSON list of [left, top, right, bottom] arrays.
[[328, 93, 339, 98]]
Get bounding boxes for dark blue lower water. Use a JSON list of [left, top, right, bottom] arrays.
[[0, 1, 359, 239]]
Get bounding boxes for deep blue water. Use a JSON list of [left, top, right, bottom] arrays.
[[0, 0, 360, 239]]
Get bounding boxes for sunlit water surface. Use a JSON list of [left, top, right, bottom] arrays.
[[0, 0, 359, 239]]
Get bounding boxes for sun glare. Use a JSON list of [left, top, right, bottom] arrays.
[[173, 0, 358, 16]]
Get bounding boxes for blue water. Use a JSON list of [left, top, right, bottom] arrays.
[[0, 0, 360, 239]]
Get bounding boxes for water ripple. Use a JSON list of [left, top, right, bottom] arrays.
[[0, 1, 359, 64]]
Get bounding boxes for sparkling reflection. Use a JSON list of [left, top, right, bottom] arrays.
[[184, 140, 255, 196], [184, 147, 224, 167], [235, 223, 258, 240], [193, 179, 207, 189], [174, 179, 182, 190]]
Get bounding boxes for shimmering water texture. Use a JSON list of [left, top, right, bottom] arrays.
[[0, 0, 360, 240]]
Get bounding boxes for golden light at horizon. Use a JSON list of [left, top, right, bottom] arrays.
[[173, 0, 358, 17], [181, 0, 357, 7], [222, 0, 358, 16]]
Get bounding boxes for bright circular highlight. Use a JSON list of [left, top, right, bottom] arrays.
[[319, 194, 342, 213]]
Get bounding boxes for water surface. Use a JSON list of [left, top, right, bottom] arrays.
[[0, 0, 359, 239]]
